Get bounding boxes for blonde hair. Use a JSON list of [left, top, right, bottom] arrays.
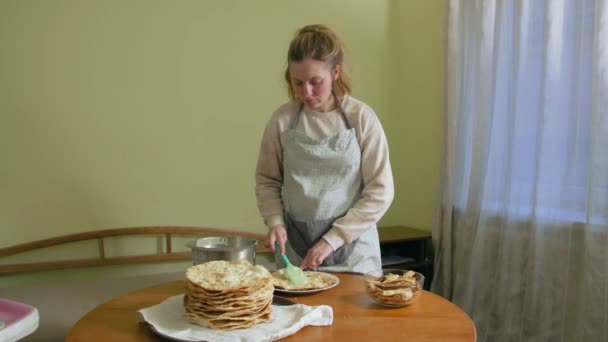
[[284, 24, 352, 100]]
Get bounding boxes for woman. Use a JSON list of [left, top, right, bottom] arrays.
[[255, 24, 394, 274]]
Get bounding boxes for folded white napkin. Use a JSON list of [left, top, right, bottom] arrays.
[[137, 294, 333, 342]]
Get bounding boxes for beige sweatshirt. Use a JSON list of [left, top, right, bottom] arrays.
[[255, 95, 394, 251]]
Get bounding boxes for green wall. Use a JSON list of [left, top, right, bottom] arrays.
[[0, 0, 443, 283], [382, 0, 444, 230]]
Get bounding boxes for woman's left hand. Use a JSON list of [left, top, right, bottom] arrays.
[[301, 239, 333, 270]]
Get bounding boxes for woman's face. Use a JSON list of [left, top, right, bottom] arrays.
[[289, 58, 340, 113]]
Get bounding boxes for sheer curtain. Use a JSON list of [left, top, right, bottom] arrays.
[[432, 0, 608, 341]]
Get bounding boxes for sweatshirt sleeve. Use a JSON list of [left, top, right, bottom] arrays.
[[254, 115, 286, 229], [322, 106, 395, 251]]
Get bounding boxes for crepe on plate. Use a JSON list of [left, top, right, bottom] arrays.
[[271, 268, 337, 291]]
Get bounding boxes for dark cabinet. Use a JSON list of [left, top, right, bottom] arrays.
[[378, 225, 433, 290]]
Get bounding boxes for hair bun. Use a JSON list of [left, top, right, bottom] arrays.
[[298, 24, 324, 35]]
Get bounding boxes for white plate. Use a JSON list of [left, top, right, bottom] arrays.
[[273, 272, 340, 295]]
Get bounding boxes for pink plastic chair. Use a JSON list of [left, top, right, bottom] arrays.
[[0, 298, 39, 341]]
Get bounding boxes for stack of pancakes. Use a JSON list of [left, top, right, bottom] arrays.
[[184, 260, 273, 331]]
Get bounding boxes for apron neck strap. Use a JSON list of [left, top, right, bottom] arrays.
[[334, 93, 352, 129], [291, 102, 305, 130]]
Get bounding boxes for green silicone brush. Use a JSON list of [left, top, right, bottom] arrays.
[[275, 241, 307, 285]]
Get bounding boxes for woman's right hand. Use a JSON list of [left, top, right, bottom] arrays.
[[265, 224, 287, 254]]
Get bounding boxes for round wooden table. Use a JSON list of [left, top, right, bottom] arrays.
[[67, 273, 476, 341]]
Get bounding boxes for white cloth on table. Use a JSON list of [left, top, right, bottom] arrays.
[[137, 294, 333, 342]]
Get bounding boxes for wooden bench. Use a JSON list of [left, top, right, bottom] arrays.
[[0, 226, 271, 274]]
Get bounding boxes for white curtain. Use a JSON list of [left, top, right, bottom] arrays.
[[433, 0, 608, 341]]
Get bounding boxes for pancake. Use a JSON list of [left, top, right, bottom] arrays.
[[271, 269, 337, 291]]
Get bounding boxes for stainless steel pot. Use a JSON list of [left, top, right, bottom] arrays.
[[186, 236, 258, 265]]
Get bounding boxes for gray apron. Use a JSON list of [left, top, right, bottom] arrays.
[[279, 99, 382, 274]]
